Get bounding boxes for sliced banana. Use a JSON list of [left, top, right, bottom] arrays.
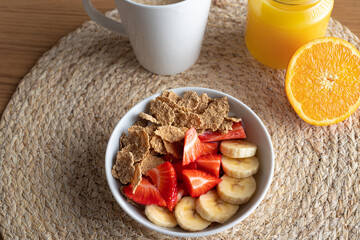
[[221, 155, 259, 178], [195, 190, 239, 224], [217, 175, 256, 205], [174, 196, 211, 231], [220, 140, 257, 158], [145, 205, 177, 228]]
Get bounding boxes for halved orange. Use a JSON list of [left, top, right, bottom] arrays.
[[285, 37, 360, 126]]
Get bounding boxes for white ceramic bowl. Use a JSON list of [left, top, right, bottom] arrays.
[[105, 87, 274, 237]]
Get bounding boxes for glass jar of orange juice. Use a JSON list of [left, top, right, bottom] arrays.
[[245, 0, 334, 69]]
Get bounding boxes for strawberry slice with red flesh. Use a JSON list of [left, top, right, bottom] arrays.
[[123, 178, 166, 206], [196, 154, 222, 178], [175, 154, 220, 180], [175, 186, 185, 205], [173, 161, 197, 182], [199, 122, 246, 142], [182, 169, 222, 198], [183, 127, 204, 166], [201, 142, 219, 155], [178, 182, 189, 196], [147, 161, 178, 211], [172, 161, 183, 182]]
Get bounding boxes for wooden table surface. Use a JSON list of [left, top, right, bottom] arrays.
[[0, 0, 359, 116]]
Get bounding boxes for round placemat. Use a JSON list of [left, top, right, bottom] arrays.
[[1, 0, 360, 239]]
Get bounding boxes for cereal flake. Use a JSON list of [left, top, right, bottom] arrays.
[[157, 96, 180, 110], [161, 90, 181, 102], [225, 116, 242, 123], [140, 154, 166, 174], [200, 97, 229, 131], [218, 119, 234, 134], [111, 150, 135, 184], [139, 112, 160, 125], [150, 99, 175, 125], [155, 126, 188, 143], [131, 163, 142, 193], [178, 91, 200, 111], [124, 126, 150, 162], [144, 125, 158, 138], [133, 118, 148, 127], [173, 109, 202, 129], [196, 93, 211, 114], [119, 132, 126, 150], [150, 135, 167, 154]]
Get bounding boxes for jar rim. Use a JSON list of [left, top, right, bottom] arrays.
[[271, 0, 320, 5]]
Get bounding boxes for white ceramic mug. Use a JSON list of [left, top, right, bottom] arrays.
[[82, 0, 211, 75]]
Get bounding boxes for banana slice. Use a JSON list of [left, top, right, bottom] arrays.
[[195, 190, 239, 223], [174, 196, 211, 231], [220, 140, 257, 158], [217, 175, 256, 205], [145, 205, 177, 228], [221, 155, 259, 178]]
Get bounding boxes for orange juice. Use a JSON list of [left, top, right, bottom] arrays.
[[245, 0, 334, 69]]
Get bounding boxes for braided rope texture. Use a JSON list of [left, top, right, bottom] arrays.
[[1, 0, 360, 239]]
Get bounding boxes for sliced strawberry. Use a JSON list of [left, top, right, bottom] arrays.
[[123, 178, 166, 206], [187, 162, 197, 169], [201, 142, 219, 155], [178, 182, 189, 196], [172, 161, 182, 182], [182, 169, 222, 198], [196, 154, 222, 178], [147, 162, 178, 211], [173, 160, 197, 182], [199, 122, 246, 142], [183, 127, 204, 166], [175, 186, 185, 204]]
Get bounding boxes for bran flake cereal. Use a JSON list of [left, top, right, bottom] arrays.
[[196, 93, 211, 114], [133, 118, 148, 127], [119, 132, 126, 150], [139, 112, 160, 125], [150, 100, 175, 125], [156, 96, 180, 110], [144, 125, 157, 137], [218, 116, 242, 133], [225, 116, 242, 123], [218, 119, 234, 134], [125, 127, 150, 162], [161, 90, 181, 102], [131, 163, 142, 193], [155, 126, 188, 143], [200, 97, 229, 131], [112, 151, 135, 184], [173, 109, 202, 129], [177, 91, 200, 111], [150, 135, 167, 155]]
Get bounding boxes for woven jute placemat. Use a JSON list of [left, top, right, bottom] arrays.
[[1, 0, 360, 239]]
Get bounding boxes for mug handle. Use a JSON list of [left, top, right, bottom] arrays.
[[82, 0, 127, 36]]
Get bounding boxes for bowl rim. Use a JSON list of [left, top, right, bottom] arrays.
[[105, 87, 274, 237]]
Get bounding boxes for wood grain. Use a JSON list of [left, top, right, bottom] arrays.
[[0, 0, 359, 116]]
